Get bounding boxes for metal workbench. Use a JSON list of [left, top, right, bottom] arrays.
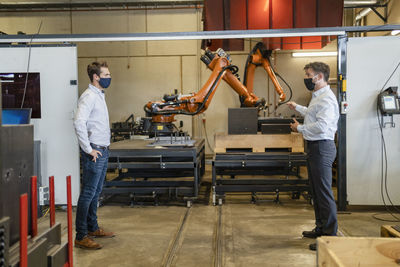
[[212, 152, 310, 205], [102, 138, 205, 207]]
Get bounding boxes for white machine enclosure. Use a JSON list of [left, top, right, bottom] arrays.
[[0, 45, 80, 205], [347, 36, 400, 205]]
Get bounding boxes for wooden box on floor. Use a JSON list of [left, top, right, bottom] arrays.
[[317, 236, 400, 266], [214, 132, 304, 153]]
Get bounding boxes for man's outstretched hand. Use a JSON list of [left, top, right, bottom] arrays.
[[287, 101, 297, 110]]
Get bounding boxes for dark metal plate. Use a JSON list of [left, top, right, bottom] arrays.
[[228, 108, 258, 135]]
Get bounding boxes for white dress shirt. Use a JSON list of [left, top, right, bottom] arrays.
[[74, 84, 110, 154], [295, 85, 339, 141]]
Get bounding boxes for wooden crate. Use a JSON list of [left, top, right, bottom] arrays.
[[214, 132, 304, 153], [381, 225, 400, 238], [317, 236, 400, 267]]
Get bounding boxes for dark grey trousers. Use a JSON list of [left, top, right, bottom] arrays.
[[307, 140, 338, 236]]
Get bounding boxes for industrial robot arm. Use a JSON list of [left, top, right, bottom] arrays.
[[243, 42, 292, 104], [144, 48, 264, 125], [201, 48, 265, 107]]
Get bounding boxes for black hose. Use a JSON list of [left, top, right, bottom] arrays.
[[254, 45, 293, 105], [200, 65, 238, 112], [144, 64, 239, 116], [243, 42, 267, 87], [275, 72, 293, 105], [243, 54, 251, 87]]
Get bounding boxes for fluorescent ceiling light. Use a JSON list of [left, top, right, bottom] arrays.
[[391, 30, 400, 36], [292, 51, 338, 57]]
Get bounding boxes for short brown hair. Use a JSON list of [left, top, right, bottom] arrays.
[[304, 62, 330, 82], [87, 61, 108, 82]]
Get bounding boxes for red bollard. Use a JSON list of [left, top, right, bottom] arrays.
[[31, 176, 38, 237], [66, 175, 73, 267], [20, 193, 28, 267], [49, 176, 55, 227]]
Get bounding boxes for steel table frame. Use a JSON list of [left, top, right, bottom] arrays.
[[102, 139, 205, 206], [212, 152, 310, 205]]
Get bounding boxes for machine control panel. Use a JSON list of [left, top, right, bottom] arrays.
[[378, 86, 400, 115]]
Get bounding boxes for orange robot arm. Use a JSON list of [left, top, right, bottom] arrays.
[[144, 49, 264, 124], [202, 48, 264, 107], [243, 42, 286, 103]]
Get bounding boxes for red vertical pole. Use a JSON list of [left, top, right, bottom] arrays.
[[49, 176, 55, 227], [31, 176, 38, 237], [66, 175, 73, 267], [19, 193, 28, 267]]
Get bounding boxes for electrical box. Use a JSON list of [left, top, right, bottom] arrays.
[[378, 87, 400, 115]]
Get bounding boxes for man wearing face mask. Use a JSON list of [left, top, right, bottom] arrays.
[[287, 62, 339, 251], [73, 61, 114, 249]]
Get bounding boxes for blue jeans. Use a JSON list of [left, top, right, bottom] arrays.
[[75, 147, 109, 240]]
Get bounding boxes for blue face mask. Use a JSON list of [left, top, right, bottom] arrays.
[[99, 77, 111, 89]]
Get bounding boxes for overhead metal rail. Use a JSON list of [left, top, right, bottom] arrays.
[[344, 0, 388, 9], [0, 25, 399, 44], [0, 0, 385, 10], [0, 0, 203, 11]]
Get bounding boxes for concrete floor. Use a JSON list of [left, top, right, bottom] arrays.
[[39, 168, 390, 267]]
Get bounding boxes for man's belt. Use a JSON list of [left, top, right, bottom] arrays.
[[306, 139, 332, 143], [90, 143, 109, 150]]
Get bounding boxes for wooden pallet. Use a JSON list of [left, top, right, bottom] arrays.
[[381, 225, 400, 238], [214, 132, 304, 153], [317, 236, 400, 266]]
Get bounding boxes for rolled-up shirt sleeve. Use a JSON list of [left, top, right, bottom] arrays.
[[297, 100, 334, 137], [74, 93, 95, 154], [295, 104, 308, 116]]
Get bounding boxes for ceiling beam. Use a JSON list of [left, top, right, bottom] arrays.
[[0, 0, 203, 11]]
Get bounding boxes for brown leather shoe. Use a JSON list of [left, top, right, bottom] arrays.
[[75, 236, 102, 250], [88, 227, 115, 238]]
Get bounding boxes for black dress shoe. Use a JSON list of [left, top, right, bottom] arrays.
[[302, 229, 322, 239], [309, 243, 317, 251]]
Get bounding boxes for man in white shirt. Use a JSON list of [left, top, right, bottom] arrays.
[[74, 62, 115, 250], [287, 62, 339, 251]]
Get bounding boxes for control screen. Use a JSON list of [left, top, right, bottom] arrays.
[[383, 95, 396, 110]]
